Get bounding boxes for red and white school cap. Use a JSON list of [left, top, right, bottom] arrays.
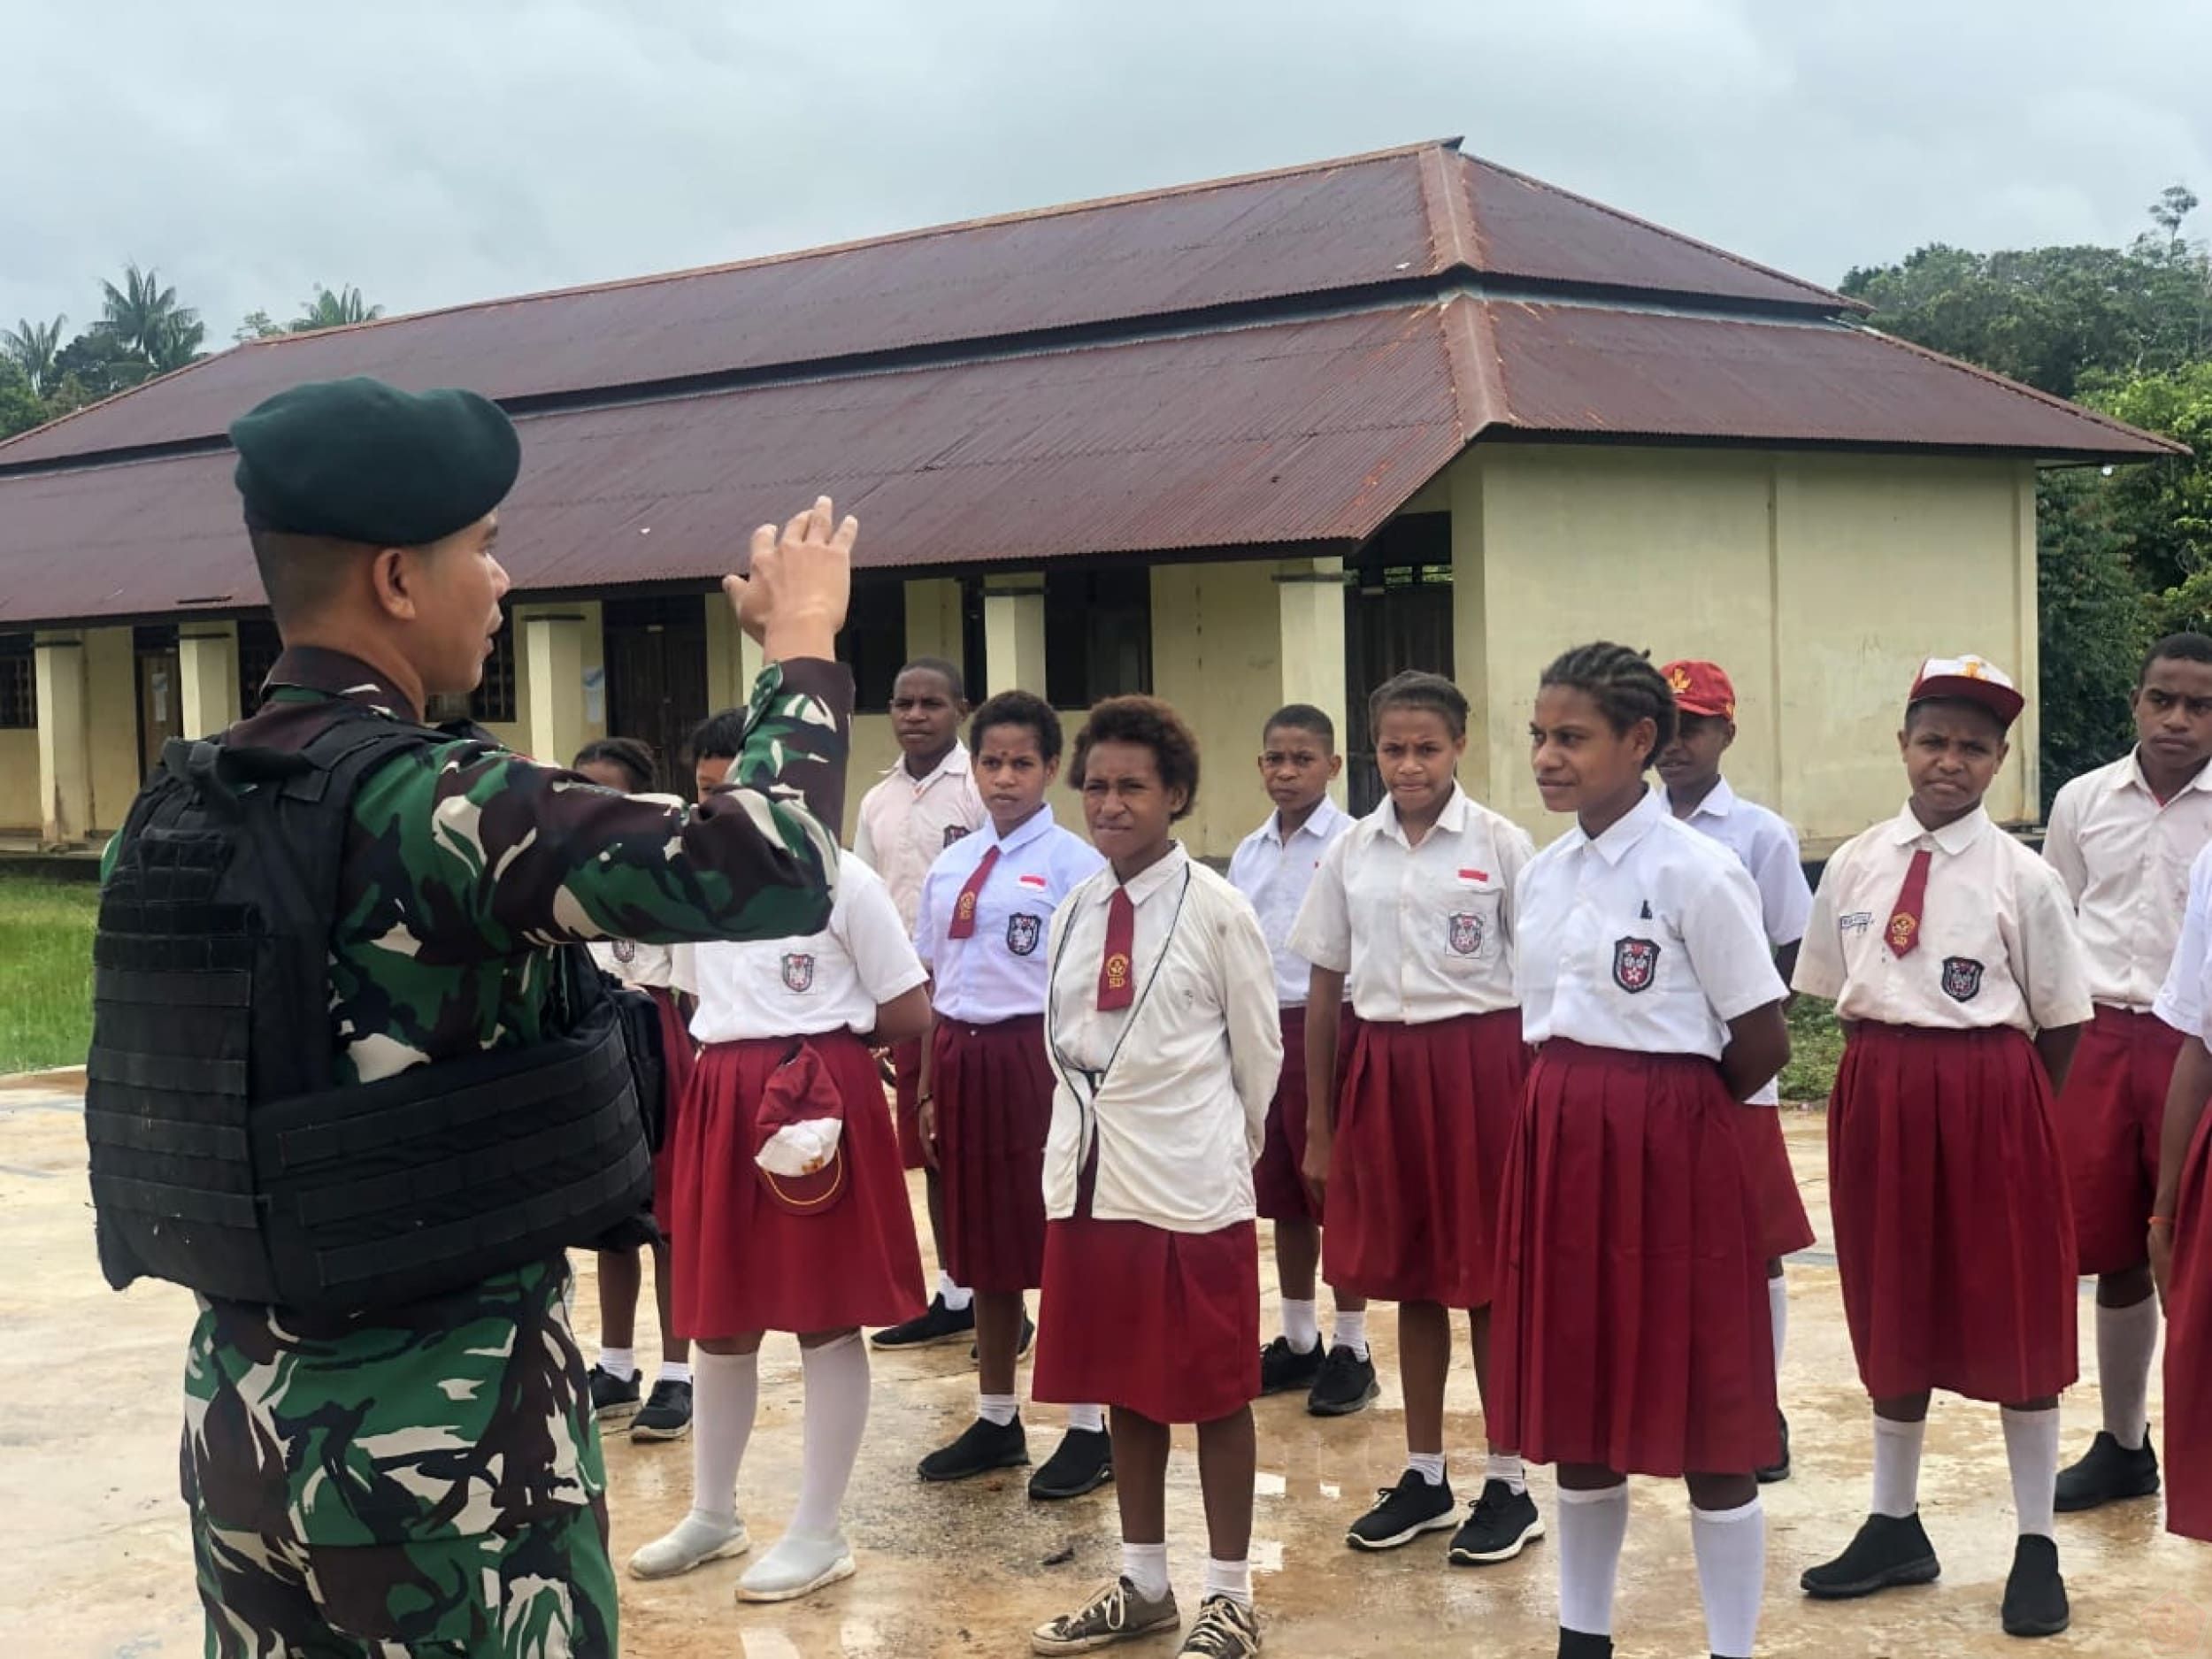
[[1908, 654, 2024, 727]]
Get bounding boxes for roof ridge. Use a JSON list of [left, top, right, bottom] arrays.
[[1460, 152, 1864, 313], [0, 349, 222, 458], [1853, 326, 2190, 455]]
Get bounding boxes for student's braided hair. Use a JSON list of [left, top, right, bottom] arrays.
[[1540, 641, 1678, 770]]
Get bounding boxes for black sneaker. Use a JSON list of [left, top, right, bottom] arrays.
[[1801, 1512, 1942, 1599], [631, 1379, 693, 1441], [1259, 1335, 1325, 1396], [1346, 1470, 1457, 1550], [918, 1415, 1030, 1482], [971, 1307, 1037, 1363], [1306, 1344, 1379, 1417], [872, 1294, 977, 1350], [1756, 1411, 1791, 1484], [1556, 1631, 1612, 1659], [1449, 1479, 1544, 1565], [1028, 1426, 1114, 1501], [2054, 1430, 2160, 1512], [2001, 1534, 2070, 1638], [588, 1364, 641, 1422]]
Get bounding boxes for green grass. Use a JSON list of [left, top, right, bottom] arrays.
[[1779, 995, 1845, 1104], [0, 872, 97, 1076]]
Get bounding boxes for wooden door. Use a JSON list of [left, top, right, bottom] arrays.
[[603, 597, 709, 794], [136, 648, 182, 780], [1343, 515, 1455, 817]]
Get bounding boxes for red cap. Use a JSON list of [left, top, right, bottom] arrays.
[[1908, 654, 2024, 727], [1660, 660, 1736, 720], [752, 1042, 848, 1215]]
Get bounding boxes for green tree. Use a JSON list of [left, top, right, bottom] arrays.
[[2078, 360, 2212, 600], [1, 315, 68, 394], [2035, 467, 2155, 809], [288, 284, 382, 333], [97, 263, 204, 372], [233, 310, 286, 342], [0, 358, 48, 440], [48, 329, 155, 403]]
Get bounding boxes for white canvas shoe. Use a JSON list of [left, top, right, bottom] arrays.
[[627, 1510, 750, 1580], [734, 1528, 856, 1602]]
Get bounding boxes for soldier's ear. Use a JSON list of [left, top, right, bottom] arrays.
[[369, 546, 420, 621]]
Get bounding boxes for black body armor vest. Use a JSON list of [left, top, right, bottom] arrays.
[[84, 703, 653, 1317]]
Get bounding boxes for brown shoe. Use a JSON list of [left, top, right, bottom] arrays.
[[1032, 1577, 1181, 1655]]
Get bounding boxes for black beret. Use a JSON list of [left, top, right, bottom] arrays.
[[229, 376, 521, 547]]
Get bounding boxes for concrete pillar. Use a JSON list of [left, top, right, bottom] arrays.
[[904, 578, 965, 674], [703, 593, 767, 713], [983, 574, 1047, 697], [1447, 455, 1494, 803], [522, 611, 588, 765], [34, 633, 91, 847], [178, 623, 241, 740], [1272, 556, 1349, 806]]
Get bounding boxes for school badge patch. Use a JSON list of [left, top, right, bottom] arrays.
[[1006, 913, 1043, 956], [612, 939, 637, 964], [1612, 936, 1660, 994], [1448, 912, 1484, 956], [1940, 956, 1984, 1002], [781, 952, 816, 993], [1103, 951, 1132, 994], [943, 825, 971, 849]]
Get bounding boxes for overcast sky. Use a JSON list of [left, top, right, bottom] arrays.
[[5, 1, 2208, 344]]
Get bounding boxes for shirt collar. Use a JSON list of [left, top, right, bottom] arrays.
[[1264, 795, 1347, 848], [1379, 784, 1470, 847], [885, 741, 971, 787], [1586, 782, 1669, 866], [263, 646, 421, 725], [989, 802, 1058, 854], [1886, 801, 1990, 856], [1093, 842, 1189, 908], [2124, 749, 2212, 798], [1686, 776, 1738, 820]]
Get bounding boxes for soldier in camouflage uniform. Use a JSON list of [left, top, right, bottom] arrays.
[[106, 378, 859, 1657]]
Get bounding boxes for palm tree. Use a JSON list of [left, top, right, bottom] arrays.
[[98, 263, 204, 373], [289, 284, 383, 334], [1, 315, 67, 394]]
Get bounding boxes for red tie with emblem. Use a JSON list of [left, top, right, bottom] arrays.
[[1885, 848, 1932, 958], [1097, 888, 1137, 1010], [947, 845, 999, 940]]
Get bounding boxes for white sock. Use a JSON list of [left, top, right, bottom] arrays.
[[978, 1392, 1018, 1427], [1691, 1497, 1766, 1659], [1768, 1272, 1789, 1379], [690, 1348, 758, 1522], [1407, 1451, 1447, 1486], [1203, 1556, 1255, 1609], [1122, 1540, 1171, 1601], [789, 1333, 869, 1537], [1333, 1309, 1370, 1360], [2003, 1405, 2061, 1540], [1870, 1414, 1924, 1519], [1066, 1402, 1107, 1434], [2097, 1296, 2160, 1450], [1486, 1452, 1528, 1496], [597, 1346, 637, 1382], [1281, 1297, 1320, 1354], [657, 1359, 692, 1386], [1555, 1484, 1630, 1637], [939, 1271, 973, 1312]]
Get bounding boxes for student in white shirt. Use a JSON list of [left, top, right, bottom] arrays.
[[855, 657, 992, 1354], [910, 692, 1111, 1501], [2041, 633, 2212, 1511], [2148, 841, 2212, 1543], [1492, 641, 1792, 1659], [1655, 658, 1816, 1485], [626, 852, 932, 1602], [1793, 656, 2092, 1641], [1225, 703, 1375, 1417], [1287, 672, 1541, 1569], [573, 736, 700, 1441], [1027, 697, 1282, 1659]]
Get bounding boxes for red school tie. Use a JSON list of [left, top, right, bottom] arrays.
[[1885, 848, 1932, 958], [1097, 888, 1137, 1010], [947, 845, 999, 941]]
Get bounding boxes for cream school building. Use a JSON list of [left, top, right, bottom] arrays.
[[0, 141, 2176, 860]]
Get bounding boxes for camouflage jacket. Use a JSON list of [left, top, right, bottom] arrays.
[[172, 644, 850, 1547]]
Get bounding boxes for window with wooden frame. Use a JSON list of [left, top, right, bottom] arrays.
[[0, 636, 33, 730]]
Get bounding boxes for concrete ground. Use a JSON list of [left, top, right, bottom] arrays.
[[5, 1071, 2209, 1657]]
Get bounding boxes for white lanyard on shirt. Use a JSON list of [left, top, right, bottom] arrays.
[[1045, 866, 1194, 1163]]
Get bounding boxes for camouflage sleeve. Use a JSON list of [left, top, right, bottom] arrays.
[[349, 658, 853, 959]]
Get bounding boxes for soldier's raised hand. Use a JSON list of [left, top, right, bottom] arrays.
[[724, 496, 856, 664]]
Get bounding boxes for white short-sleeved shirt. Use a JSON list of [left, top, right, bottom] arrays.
[[588, 939, 696, 996], [852, 744, 988, 937], [916, 804, 1106, 1024], [2045, 752, 2212, 1012], [688, 856, 926, 1043], [1287, 786, 1533, 1025], [2154, 841, 2212, 1039], [1042, 848, 1284, 1232], [1517, 785, 1786, 1062], [1226, 798, 1352, 1008], [1676, 777, 1814, 950], [1794, 804, 2093, 1034]]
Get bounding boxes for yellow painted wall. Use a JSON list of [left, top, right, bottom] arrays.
[[0, 730, 39, 830], [84, 626, 140, 835]]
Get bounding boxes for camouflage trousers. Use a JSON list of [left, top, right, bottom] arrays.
[[192, 1499, 617, 1658]]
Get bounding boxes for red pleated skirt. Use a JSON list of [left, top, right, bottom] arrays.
[[1492, 1040, 1779, 1479], [1322, 1010, 1525, 1307], [2163, 1109, 2212, 1541], [645, 986, 697, 1228], [1828, 1023, 2078, 1402], [1252, 1006, 1359, 1225], [1745, 1106, 1816, 1260], [933, 1015, 1054, 1294], [668, 1031, 926, 1339], [1034, 1217, 1260, 1425], [2056, 1007, 2183, 1276], [891, 1036, 927, 1172]]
